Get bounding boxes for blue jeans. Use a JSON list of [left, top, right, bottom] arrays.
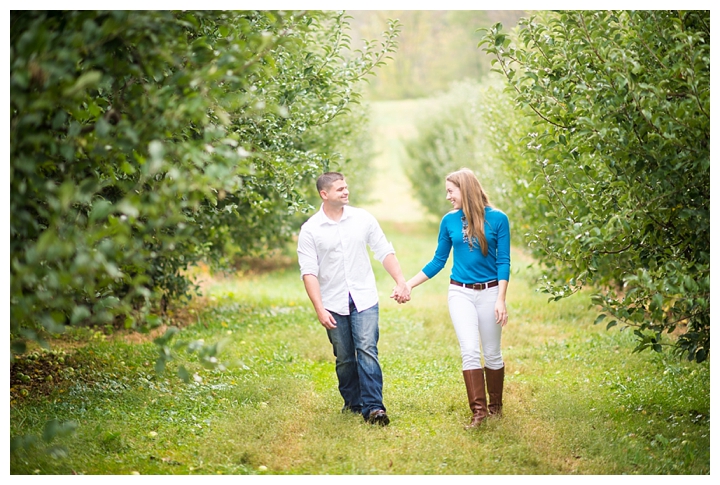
[[327, 295, 385, 419]]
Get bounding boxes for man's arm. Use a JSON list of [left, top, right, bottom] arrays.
[[297, 226, 337, 328], [382, 253, 410, 303], [302, 274, 337, 329]]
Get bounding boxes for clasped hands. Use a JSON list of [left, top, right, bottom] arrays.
[[390, 282, 412, 304]]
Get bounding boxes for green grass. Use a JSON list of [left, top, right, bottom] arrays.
[[9, 100, 710, 475], [9, 222, 710, 475]]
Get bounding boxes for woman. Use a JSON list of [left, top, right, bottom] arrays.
[[400, 168, 510, 429]]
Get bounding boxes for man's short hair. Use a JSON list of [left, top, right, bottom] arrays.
[[316, 172, 345, 194]]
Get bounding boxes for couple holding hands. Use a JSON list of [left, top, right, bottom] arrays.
[[297, 169, 510, 428]]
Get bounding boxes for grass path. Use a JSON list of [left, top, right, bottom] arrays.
[[9, 100, 710, 475], [360, 99, 439, 222], [180, 224, 708, 475]]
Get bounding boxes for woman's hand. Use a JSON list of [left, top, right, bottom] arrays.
[[391, 282, 412, 304], [495, 298, 508, 326]]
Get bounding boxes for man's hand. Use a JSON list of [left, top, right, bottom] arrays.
[[302, 274, 337, 329], [382, 254, 411, 304], [316, 308, 337, 329], [391, 282, 412, 304]]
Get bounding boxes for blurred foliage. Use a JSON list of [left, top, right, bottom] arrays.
[[347, 10, 525, 100], [405, 10, 709, 363], [403, 79, 512, 223], [10, 10, 399, 357], [478, 10, 709, 362]]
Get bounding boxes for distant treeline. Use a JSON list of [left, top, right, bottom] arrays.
[[347, 10, 525, 100]]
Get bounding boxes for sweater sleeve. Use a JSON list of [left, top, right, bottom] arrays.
[[495, 212, 511, 281], [421, 216, 452, 279]]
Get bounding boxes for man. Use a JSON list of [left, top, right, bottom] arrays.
[[297, 172, 410, 426]]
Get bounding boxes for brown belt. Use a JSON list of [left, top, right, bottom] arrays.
[[450, 279, 499, 290]]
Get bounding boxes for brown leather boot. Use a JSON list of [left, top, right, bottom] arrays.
[[485, 365, 505, 417], [462, 369, 488, 429]]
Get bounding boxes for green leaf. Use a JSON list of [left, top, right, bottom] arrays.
[[155, 357, 166, 375], [70, 305, 91, 325], [95, 117, 111, 137], [178, 365, 191, 383], [63, 71, 103, 97], [89, 200, 113, 223]]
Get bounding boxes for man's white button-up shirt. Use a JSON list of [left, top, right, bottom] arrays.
[[297, 204, 395, 315]]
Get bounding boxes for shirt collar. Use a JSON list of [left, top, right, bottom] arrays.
[[319, 203, 351, 224]]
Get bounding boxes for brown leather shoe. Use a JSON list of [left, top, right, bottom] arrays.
[[366, 409, 390, 426], [485, 365, 505, 417], [462, 368, 488, 429]]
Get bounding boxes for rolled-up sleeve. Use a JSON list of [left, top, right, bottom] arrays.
[[297, 227, 318, 279], [365, 214, 395, 263]]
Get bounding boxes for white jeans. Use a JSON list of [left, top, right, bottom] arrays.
[[447, 284, 504, 371]]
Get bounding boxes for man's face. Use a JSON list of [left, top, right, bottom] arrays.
[[322, 179, 349, 207]]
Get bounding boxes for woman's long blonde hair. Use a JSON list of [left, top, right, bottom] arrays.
[[446, 168, 492, 256]]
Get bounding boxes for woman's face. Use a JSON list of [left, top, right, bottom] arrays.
[[446, 180, 462, 210]]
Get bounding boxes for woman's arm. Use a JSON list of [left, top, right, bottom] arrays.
[[392, 215, 450, 303], [495, 279, 509, 326], [407, 271, 429, 289]]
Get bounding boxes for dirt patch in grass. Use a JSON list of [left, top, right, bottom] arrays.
[[9, 291, 215, 404], [10, 349, 84, 400]]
